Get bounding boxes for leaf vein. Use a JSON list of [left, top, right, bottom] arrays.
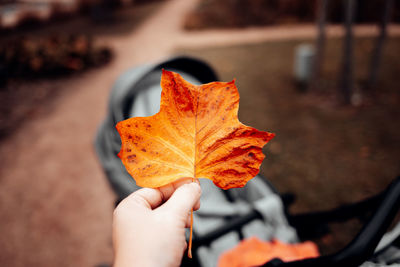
[[143, 157, 193, 174], [197, 148, 255, 175], [168, 77, 195, 139], [140, 132, 194, 166]]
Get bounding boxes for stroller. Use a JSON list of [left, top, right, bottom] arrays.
[[95, 56, 400, 267]]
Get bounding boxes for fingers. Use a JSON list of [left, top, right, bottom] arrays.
[[160, 183, 201, 216], [119, 178, 201, 212], [158, 177, 198, 202], [123, 188, 164, 210], [193, 197, 201, 211], [185, 212, 192, 228]]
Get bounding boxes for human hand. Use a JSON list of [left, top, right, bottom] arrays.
[[112, 178, 201, 267]]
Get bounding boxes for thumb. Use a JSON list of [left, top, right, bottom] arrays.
[[160, 182, 201, 215]]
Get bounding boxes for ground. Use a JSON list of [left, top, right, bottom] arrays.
[[183, 0, 400, 30], [0, 0, 399, 265], [178, 37, 400, 253]]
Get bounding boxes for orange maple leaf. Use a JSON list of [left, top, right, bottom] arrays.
[[116, 70, 275, 258], [218, 238, 320, 267], [116, 70, 275, 190]]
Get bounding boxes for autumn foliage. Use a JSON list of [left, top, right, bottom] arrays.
[[116, 70, 274, 258], [116, 70, 274, 190], [218, 237, 320, 267]]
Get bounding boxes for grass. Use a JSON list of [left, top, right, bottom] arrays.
[[176, 36, 400, 254]]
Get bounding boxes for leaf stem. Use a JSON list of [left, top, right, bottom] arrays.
[[188, 207, 194, 258], [189, 94, 199, 258]]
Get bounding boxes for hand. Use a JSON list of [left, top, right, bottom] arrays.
[[112, 178, 201, 267]]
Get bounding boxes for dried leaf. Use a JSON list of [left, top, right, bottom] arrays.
[[218, 238, 320, 267], [116, 70, 274, 189]]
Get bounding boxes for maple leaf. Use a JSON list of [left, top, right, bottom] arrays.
[[116, 70, 275, 258], [116, 70, 275, 190], [218, 238, 319, 267]]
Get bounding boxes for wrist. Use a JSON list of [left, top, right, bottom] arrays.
[[114, 248, 160, 267]]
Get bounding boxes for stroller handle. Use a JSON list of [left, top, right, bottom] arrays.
[[263, 176, 400, 267]]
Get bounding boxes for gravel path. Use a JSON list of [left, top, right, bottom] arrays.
[[0, 0, 399, 265]]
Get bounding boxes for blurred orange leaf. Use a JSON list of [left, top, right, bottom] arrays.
[[218, 237, 320, 267], [116, 70, 274, 189]]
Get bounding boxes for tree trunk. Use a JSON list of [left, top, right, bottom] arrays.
[[368, 0, 394, 88], [311, 0, 329, 90], [339, 0, 356, 104]]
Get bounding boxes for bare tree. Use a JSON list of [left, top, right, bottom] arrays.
[[339, 0, 356, 104], [311, 0, 329, 90], [368, 0, 395, 88]]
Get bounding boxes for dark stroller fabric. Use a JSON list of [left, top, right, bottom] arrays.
[[94, 57, 298, 266], [95, 57, 400, 267]]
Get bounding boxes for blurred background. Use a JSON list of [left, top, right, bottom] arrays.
[[0, 0, 399, 266]]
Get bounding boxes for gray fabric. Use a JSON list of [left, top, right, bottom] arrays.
[[361, 247, 400, 267], [376, 221, 400, 253], [374, 247, 400, 265], [361, 263, 400, 267], [361, 261, 400, 267], [361, 221, 400, 267], [94, 59, 400, 267], [95, 64, 204, 197], [94, 60, 298, 266], [194, 178, 298, 267], [95, 64, 156, 197]]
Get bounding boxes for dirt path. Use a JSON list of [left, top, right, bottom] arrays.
[[0, 0, 200, 266], [0, 0, 399, 265], [178, 24, 400, 48]]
